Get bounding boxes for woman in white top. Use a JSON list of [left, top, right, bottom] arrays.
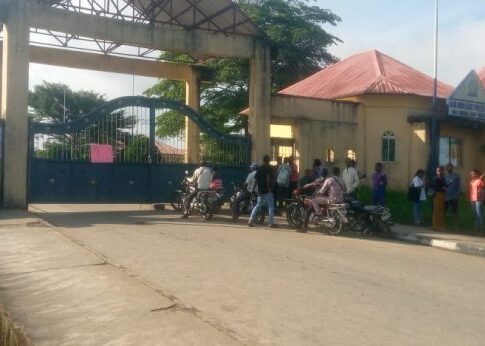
[[411, 169, 427, 225]]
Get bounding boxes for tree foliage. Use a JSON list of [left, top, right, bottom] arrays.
[[145, 0, 341, 139], [29, 82, 105, 123]]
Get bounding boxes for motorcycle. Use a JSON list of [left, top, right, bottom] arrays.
[[181, 180, 222, 221], [346, 199, 394, 237], [302, 200, 349, 235], [286, 190, 308, 229], [229, 185, 266, 224], [170, 177, 190, 211]]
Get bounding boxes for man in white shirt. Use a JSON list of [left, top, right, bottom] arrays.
[[181, 161, 212, 218], [342, 158, 359, 199]]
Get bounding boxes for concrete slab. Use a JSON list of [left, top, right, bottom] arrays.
[[0, 228, 102, 274], [1, 265, 238, 346], [0, 212, 241, 346]]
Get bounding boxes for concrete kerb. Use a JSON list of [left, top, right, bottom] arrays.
[[392, 230, 485, 258]]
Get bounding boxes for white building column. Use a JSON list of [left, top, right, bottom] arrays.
[[1, 0, 30, 208], [248, 40, 271, 162], [185, 69, 200, 163]]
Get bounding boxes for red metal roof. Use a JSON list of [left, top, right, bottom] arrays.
[[279, 50, 454, 100], [155, 142, 184, 156]]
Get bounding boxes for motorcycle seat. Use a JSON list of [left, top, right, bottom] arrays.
[[350, 200, 365, 209], [364, 205, 384, 213]]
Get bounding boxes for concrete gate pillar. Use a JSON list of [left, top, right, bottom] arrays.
[[1, 1, 30, 208], [185, 68, 200, 163], [248, 40, 271, 163]]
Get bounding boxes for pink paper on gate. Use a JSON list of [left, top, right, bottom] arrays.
[[90, 144, 114, 163]]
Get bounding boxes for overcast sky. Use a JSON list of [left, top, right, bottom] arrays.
[[29, 0, 485, 99]]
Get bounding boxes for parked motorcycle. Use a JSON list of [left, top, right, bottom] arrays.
[[286, 190, 308, 229], [170, 177, 190, 211], [346, 199, 394, 237], [302, 201, 349, 235], [181, 179, 222, 220], [229, 185, 265, 224]]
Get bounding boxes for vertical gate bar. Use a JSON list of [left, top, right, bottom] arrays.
[[149, 103, 156, 164]]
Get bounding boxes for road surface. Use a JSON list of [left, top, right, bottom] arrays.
[[32, 204, 485, 346]]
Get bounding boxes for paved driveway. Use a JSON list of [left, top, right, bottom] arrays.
[[32, 204, 485, 346]]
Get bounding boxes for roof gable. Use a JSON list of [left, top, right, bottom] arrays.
[[279, 50, 454, 100], [449, 70, 485, 104]]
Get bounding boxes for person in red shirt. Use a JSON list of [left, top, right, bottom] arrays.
[[469, 169, 485, 236]]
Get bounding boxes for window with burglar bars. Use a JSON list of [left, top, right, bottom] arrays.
[[381, 131, 396, 162]]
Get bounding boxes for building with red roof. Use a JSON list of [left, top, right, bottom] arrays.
[[245, 49, 485, 189], [279, 50, 454, 100]]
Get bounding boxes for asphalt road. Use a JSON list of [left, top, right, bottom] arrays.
[[33, 204, 485, 346]]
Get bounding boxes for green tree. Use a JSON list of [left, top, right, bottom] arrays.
[[30, 82, 137, 162], [29, 82, 106, 123], [145, 0, 341, 138]]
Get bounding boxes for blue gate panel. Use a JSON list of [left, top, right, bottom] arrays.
[[29, 96, 251, 204], [71, 163, 113, 203], [150, 164, 196, 203], [29, 161, 72, 203], [112, 164, 150, 203]]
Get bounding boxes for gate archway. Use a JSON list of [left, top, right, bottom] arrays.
[[29, 96, 251, 203]]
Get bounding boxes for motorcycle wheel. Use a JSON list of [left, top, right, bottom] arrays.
[[325, 210, 344, 236], [170, 191, 183, 211], [375, 219, 393, 238], [287, 203, 305, 229]]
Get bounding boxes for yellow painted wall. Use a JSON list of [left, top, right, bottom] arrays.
[[268, 95, 360, 173], [269, 94, 485, 191], [353, 95, 435, 190]]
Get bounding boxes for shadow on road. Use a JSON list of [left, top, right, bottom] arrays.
[[28, 204, 413, 248]]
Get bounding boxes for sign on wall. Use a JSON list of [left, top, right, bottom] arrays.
[[447, 70, 485, 119]]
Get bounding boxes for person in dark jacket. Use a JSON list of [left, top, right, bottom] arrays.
[[248, 155, 277, 228]]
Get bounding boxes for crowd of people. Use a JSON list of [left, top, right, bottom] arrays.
[[238, 155, 366, 228], [409, 164, 485, 236], [181, 155, 485, 236]]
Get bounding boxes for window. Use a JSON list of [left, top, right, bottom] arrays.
[[270, 124, 293, 139], [439, 137, 461, 166], [347, 150, 356, 161], [326, 149, 335, 163], [381, 131, 396, 162]]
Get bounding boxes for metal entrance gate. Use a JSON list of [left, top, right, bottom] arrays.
[[28, 96, 250, 203]]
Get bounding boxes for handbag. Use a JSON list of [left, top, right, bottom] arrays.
[[408, 186, 420, 202]]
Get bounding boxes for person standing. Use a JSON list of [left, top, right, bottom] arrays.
[[299, 169, 315, 196], [469, 169, 485, 236], [231, 163, 258, 220], [431, 166, 446, 231], [288, 156, 299, 198], [372, 162, 387, 206], [312, 159, 328, 180], [275, 157, 291, 210], [342, 158, 359, 199], [249, 155, 277, 228], [445, 163, 461, 229], [411, 169, 426, 226]]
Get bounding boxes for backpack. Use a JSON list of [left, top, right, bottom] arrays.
[[276, 166, 290, 187]]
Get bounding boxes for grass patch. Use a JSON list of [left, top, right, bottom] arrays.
[[357, 186, 475, 234]]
